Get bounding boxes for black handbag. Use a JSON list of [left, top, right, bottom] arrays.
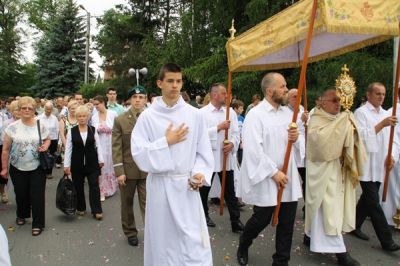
[[56, 174, 77, 215], [37, 120, 54, 171]]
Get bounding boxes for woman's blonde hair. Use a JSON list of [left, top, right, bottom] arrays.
[[67, 100, 79, 109], [75, 105, 90, 116], [9, 100, 19, 112], [17, 96, 36, 110]]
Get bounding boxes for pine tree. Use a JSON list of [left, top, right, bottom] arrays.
[[32, 0, 86, 98]]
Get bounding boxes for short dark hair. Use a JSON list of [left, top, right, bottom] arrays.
[[209, 83, 225, 94], [106, 87, 117, 94], [74, 92, 83, 97], [232, 100, 244, 109], [93, 95, 107, 104], [158, 63, 182, 80]]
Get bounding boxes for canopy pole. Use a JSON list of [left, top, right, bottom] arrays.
[[220, 71, 233, 215], [382, 22, 400, 202], [272, 0, 318, 226]]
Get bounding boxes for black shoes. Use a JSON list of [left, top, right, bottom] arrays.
[[206, 216, 216, 227], [232, 220, 244, 233], [127, 236, 139, 246], [303, 234, 310, 248], [336, 252, 360, 266], [350, 228, 369, 241], [237, 244, 248, 266], [382, 242, 400, 252]]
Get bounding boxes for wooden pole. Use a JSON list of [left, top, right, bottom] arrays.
[[382, 23, 400, 202], [220, 71, 233, 215], [272, 0, 318, 226]]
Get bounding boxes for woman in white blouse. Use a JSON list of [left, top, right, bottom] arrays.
[[1, 97, 50, 236], [38, 101, 59, 178], [64, 105, 104, 220], [92, 95, 118, 201]]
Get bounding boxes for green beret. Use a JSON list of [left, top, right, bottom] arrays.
[[127, 85, 147, 99]]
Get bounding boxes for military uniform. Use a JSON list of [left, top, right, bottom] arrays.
[[112, 107, 147, 240]]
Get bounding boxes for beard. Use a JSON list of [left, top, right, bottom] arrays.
[[272, 91, 287, 105]]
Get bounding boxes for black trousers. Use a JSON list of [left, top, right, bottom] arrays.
[[72, 170, 102, 215], [0, 145, 8, 185], [45, 139, 58, 175], [240, 202, 298, 266], [200, 170, 240, 222], [9, 165, 46, 229], [356, 181, 394, 247]]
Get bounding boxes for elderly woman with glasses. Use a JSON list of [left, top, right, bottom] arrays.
[[1, 96, 50, 236]]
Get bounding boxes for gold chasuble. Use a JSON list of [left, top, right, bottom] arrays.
[[305, 108, 367, 235]]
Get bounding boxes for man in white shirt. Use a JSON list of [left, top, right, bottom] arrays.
[[199, 83, 243, 232], [131, 63, 214, 266], [352, 82, 400, 252], [237, 72, 304, 266]]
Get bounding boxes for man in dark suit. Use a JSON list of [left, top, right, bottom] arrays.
[[112, 85, 147, 246]]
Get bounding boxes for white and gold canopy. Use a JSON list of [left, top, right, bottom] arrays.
[[226, 0, 400, 72]]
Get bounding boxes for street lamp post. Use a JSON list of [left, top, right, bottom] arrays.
[[79, 5, 90, 84], [128, 67, 148, 85]]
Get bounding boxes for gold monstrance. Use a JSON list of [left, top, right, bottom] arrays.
[[335, 64, 356, 111]]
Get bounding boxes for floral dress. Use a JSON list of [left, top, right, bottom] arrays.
[[97, 120, 118, 197]]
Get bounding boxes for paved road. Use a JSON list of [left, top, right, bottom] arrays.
[[1, 168, 400, 265]]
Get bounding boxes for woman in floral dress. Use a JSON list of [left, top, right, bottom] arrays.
[[92, 95, 118, 201]]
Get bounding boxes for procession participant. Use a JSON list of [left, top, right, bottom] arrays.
[[106, 87, 125, 115], [305, 89, 366, 266], [131, 63, 214, 266], [199, 83, 243, 231], [38, 101, 59, 179], [244, 94, 261, 115], [64, 105, 104, 220], [59, 100, 78, 148], [1, 97, 50, 236], [380, 91, 400, 226], [237, 72, 304, 266], [112, 85, 148, 247], [287, 88, 308, 215], [351, 82, 400, 251], [92, 95, 118, 201]]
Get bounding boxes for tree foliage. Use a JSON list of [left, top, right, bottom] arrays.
[[31, 0, 86, 98], [0, 0, 24, 96]]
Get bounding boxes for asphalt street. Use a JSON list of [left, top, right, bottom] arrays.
[[1, 167, 400, 266]]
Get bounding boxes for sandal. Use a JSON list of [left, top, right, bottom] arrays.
[[32, 228, 42, 236], [93, 213, 103, 220], [16, 218, 25, 226]]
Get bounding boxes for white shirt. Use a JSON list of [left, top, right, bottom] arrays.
[[355, 101, 399, 182], [38, 113, 59, 140], [64, 127, 104, 168], [200, 103, 239, 172], [240, 99, 304, 206], [288, 104, 306, 167]]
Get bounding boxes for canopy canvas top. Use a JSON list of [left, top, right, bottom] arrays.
[[226, 0, 400, 72]]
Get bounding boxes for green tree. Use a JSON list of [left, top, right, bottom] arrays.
[[31, 0, 86, 98], [0, 0, 24, 96], [24, 0, 67, 32]]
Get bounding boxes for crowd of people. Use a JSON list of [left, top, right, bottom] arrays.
[[0, 63, 400, 266]]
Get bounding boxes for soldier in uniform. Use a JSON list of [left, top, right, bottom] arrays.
[[112, 85, 148, 246]]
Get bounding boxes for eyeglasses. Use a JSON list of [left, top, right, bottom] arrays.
[[20, 106, 34, 111]]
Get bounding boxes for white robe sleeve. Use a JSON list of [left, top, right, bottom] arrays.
[[0, 225, 11, 266], [229, 109, 240, 154], [131, 114, 175, 173], [354, 109, 378, 153], [293, 118, 306, 165], [207, 125, 218, 150], [242, 112, 279, 185], [191, 113, 214, 186]]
